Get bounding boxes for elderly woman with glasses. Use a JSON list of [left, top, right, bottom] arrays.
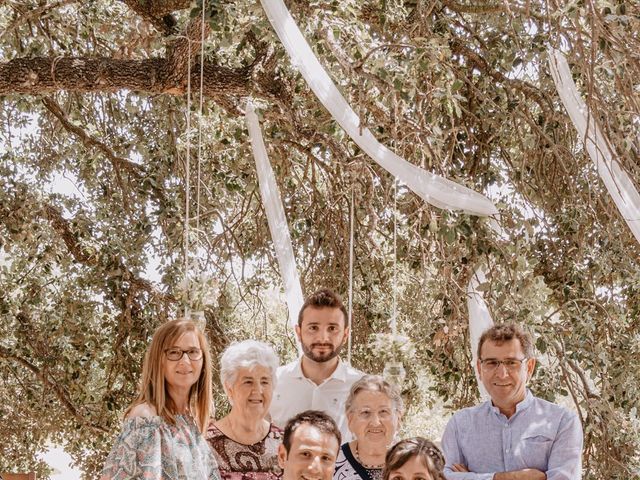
[[206, 340, 282, 480], [334, 375, 404, 480], [101, 319, 219, 480], [383, 437, 446, 480]]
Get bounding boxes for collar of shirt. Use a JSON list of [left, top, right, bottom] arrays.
[[289, 356, 349, 382], [487, 388, 534, 420]]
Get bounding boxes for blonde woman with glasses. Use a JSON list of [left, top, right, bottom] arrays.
[[334, 375, 404, 480], [101, 319, 220, 480]]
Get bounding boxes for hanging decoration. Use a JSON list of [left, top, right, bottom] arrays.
[[383, 361, 407, 389], [245, 102, 305, 338], [384, 179, 407, 389], [179, 5, 212, 331], [259, 0, 498, 217], [548, 48, 640, 245], [347, 184, 355, 365], [465, 219, 504, 398], [466, 266, 493, 400], [181, 30, 194, 322], [373, 331, 411, 388]]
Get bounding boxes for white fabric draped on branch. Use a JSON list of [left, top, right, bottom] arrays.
[[548, 48, 640, 245], [466, 267, 493, 399], [259, 0, 498, 217], [256, 0, 499, 383], [246, 102, 304, 336]]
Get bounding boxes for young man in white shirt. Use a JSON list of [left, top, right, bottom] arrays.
[[270, 288, 364, 441]]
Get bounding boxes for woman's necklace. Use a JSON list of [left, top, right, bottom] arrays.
[[353, 441, 385, 469], [225, 417, 268, 445]]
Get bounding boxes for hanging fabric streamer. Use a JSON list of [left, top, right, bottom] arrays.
[[465, 219, 505, 398], [548, 48, 640, 245], [466, 266, 493, 400], [259, 0, 498, 217], [246, 102, 305, 340]]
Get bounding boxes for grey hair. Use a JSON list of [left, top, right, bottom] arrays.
[[220, 340, 280, 393], [345, 374, 404, 417]]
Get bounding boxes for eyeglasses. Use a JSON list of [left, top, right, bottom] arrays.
[[480, 358, 527, 371], [353, 407, 394, 420], [164, 347, 203, 361]]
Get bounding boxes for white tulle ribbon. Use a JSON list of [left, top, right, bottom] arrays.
[[246, 102, 304, 335], [548, 48, 640, 244], [259, 0, 498, 217], [467, 266, 493, 400], [466, 220, 505, 398]]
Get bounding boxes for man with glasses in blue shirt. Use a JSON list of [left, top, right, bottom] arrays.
[[441, 324, 583, 480]]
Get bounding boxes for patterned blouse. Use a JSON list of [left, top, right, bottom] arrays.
[[334, 443, 383, 480], [205, 422, 283, 480], [101, 414, 220, 480]]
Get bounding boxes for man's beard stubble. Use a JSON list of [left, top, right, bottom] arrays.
[[302, 341, 344, 363]]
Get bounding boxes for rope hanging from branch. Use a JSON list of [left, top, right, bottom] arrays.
[[347, 183, 355, 365], [182, 4, 208, 326], [196, 1, 207, 245], [392, 180, 398, 338], [183, 35, 193, 319]]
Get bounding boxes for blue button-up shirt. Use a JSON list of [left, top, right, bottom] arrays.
[[441, 390, 583, 480]]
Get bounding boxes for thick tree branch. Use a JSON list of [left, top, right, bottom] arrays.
[[0, 56, 252, 97], [165, 16, 212, 89], [122, 0, 191, 17], [43, 204, 95, 264], [0, 15, 291, 112], [245, 29, 291, 107]]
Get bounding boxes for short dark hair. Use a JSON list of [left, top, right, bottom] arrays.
[[297, 288, 349, 328], [383, 437, 446, 480], [282, 410, 342, 454], [477, 324, 534, 359]]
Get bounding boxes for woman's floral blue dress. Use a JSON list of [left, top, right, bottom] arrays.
[[101, 414, 220, 479]]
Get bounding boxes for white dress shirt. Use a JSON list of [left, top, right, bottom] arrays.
[[269, 357, 364, 442]]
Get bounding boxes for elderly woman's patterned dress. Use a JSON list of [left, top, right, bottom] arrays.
[[206, 423, 283, 480], [101, 415, 220, 480], [334, 443, 383, 480]]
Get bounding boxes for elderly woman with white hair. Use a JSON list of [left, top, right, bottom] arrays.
[[206, 340, 282, 480], [334, 375, 404, 480]]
